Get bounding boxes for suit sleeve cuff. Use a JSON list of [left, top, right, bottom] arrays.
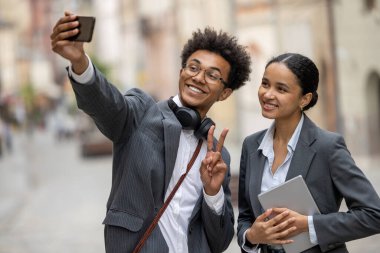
[[308, 216, 318, 244], [68, 54, 95, 84], [203, 187, 224, 215], [242, 230, 260, 252]]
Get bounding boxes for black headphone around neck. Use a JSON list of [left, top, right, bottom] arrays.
[[168, 98, 215, 139]]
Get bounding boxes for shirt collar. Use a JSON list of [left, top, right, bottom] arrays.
[[288, 114, 304, 152], [258, 122, 275, 155], [173, 95, 182, 107]]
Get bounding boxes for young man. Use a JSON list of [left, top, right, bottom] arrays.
[[51, 12, 251, 253]]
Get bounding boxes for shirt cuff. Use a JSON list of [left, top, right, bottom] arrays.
[[242, 230, 260, 253], [203, 187, 224, 215], [308, 216, 318, 244], [68, 54, 95, 84]]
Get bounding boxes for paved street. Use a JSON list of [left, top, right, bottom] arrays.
[[0, 129, 380, 252]]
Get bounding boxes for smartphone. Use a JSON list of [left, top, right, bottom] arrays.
[[69, 16, 96, 42]]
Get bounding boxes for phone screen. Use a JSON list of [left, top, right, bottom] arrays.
[[69, 16, 96, 42]]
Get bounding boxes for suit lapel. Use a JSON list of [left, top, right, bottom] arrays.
[[158, 100, 182, 193], [249, 150, 265, 216], [189, 195, 203, 223], [249, 147, 267, 216], [286, 115, 317, 180]]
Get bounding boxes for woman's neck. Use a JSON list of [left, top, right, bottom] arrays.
[[273, 114, 302, 143]]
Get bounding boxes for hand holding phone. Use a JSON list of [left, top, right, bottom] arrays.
[[69, 16, 96, 42]]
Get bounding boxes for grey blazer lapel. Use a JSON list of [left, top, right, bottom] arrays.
[[158, 100, 182, 193], [249, 136, 267, 216], [286, 115, 317, 180]]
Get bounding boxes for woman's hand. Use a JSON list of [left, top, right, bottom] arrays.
[[245, 208, 297, 245], [272, 208, 309, 238]]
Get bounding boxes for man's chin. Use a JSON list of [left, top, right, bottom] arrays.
[[179, 94, 198, 108]]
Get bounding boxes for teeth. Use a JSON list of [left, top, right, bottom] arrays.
[[265, 103, 277, 109], [189, 85, 203, 93]]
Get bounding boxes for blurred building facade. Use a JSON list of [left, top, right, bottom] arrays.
[[234, 0, 337, 143], [234, 0, 380, 156], [0, 0, 27, 101], [0, 0, 379, 166], [332, 0, 380, 155]]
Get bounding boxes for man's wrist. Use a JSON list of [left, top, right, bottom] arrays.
[[71, 53, 89, 75], [203, 186, 224, 214], [69, 54, 94, 84], [204, 186, 219, 196]]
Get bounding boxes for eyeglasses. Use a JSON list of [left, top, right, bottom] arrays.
[[183, 64, 228, 86]]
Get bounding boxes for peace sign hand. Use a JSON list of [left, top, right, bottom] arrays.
[[200, 125, 229, 196]]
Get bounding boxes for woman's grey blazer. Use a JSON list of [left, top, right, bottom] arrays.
[[237, 115, 380, 253], [70, 67, 235, 253]]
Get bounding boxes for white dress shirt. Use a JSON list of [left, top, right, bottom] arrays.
[[69, 57, 225, 253]]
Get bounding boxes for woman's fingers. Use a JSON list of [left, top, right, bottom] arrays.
[[267, 209, 290, 226], [256, 208, 274, 222]]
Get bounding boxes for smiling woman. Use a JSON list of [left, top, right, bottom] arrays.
[[237, 53, 380, 253], [258, 62, 312, 125]]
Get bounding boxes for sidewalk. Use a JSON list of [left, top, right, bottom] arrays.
[[0, 131, 31, 230], [0, 129, 110, 253]]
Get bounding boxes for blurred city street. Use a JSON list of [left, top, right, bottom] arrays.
[[0, 129, 380, 253], [1, 0, 380, 252], [0, 129, 110, 253]]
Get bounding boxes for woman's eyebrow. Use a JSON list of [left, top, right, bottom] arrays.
[[276, 82, 290, 89]]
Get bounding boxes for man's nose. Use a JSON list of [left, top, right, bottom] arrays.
[[192, 69, 207, 84]]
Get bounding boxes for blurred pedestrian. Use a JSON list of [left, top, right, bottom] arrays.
[[0, 99, 13, 154], [237, 53, 380, 253], [3, 122, 12, 153], [0, 119, 3, 157], [51, 11, 252, 253]]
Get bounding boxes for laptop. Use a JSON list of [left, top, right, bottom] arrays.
[[258, 175, 320, 253]]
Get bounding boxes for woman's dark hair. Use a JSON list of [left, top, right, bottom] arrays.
[[181, 27, 252, 90], [266, 53, 319, 111]]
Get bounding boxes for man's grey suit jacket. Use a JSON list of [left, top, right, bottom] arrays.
[[237, 115, 380, 253], [70, 68, 235, 253]]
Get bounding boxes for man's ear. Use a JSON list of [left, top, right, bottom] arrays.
[[218, 88, 233, 101]]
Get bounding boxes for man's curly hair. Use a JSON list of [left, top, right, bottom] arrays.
[[181, 27, 252, 90]]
